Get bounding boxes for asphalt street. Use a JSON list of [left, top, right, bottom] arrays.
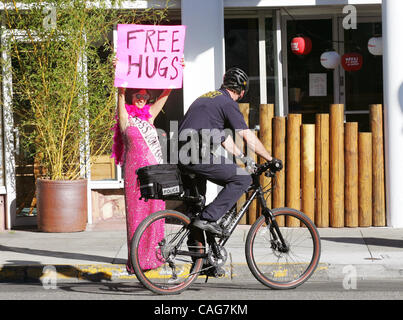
[[1, 278, 403, 300]]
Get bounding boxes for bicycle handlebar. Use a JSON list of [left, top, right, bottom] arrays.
[[253, 158, 283, 177]]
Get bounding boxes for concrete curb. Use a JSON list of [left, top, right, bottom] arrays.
[[0, 264, 128, 283], [2, 262, 403, 284]]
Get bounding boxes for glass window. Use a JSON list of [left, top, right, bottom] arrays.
[[89, 37, 117, 181], [224, 18, 259, 128], [344, 21, 382, 132], [11, 42, 36, 216], [265, 17, 275, 105], [286, 19, 334, 124]]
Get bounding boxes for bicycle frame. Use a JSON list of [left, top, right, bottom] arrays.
[[172, 168, 287, 260], [165, 186, 263, 261], [217, 173, 287, 249]]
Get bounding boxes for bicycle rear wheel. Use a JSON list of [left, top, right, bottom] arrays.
[[245, 207, 321, 289], [131, 210, 204, 295]]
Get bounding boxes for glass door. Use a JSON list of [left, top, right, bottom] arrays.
[[339, 18, 382, 132]]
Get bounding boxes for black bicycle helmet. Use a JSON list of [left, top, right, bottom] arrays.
[[222, 67, 249, 95]]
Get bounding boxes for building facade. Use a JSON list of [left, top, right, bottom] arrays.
[[2, 0, 402, 229]]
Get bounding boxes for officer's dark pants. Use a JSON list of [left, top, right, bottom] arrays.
[[183, 154, 252, 222], [182, 155, 252, 259]]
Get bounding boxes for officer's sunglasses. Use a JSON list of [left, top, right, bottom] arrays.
[[135, 93, 150, 100]]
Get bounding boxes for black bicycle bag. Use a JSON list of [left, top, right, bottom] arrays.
[[136, 164, 183, 200]]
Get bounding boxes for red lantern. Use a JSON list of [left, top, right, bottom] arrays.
[[291, 36, 312, 55], [341, 53, 363, 72]]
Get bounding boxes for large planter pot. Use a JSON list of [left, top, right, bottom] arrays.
[[36, 179, 88, 232]]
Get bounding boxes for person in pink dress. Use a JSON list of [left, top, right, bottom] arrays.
[[111, 86, 171, 273]]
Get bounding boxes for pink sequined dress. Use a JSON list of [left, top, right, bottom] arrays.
[[111, 104, 165, 273]]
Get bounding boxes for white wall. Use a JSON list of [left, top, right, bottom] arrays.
[[181, 0, 225, 111], [181, 0, 226, 205], [382, 0, 403, 227], [223, 0, 381, 7]]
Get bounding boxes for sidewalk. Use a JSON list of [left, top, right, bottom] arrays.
[[1, 218, 403, 283]]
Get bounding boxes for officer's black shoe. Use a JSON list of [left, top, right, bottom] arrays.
[[200, 265, 226, 278], [192, 217, 224, 236], [190, 262, 226, 278]]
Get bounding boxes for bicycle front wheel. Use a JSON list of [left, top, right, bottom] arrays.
[[245, 207, 321, 289], [131, 210, 204, 295]]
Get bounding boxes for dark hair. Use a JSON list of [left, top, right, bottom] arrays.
[[125, 88, 151, 104], [221, 67, 249, 95]]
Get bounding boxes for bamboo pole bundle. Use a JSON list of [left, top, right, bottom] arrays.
[[358, 132, 373, 227], [272, 116, 286, 226], [370, 104, 386, 226], [330, 104, 344, 227], [259, 104, 274, 211], [315, 114, 329, 227], [248, 129, 259, 224], [345, 122, 359, 227], [238, 103, 250, 224], [301, 124, 315, 223], [286, 114, 301, 227]]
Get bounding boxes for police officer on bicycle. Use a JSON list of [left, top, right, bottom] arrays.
[[178, 67, 283, 237]]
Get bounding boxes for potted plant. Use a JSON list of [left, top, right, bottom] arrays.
[[2, 0, 169, 232]]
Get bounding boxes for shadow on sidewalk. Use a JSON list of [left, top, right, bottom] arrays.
[[0, 244, 126, 264], [0, 243, 127, 282], [0, 263, 116, 283], [321, 237, 403, 248]]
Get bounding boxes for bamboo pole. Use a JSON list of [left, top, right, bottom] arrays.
[[286, 114, 301, 227], [330, 104, 344, 227], [344, 122, 359, 227], [370, 104, 386, 226], [301, 124, 315, 223], [238, 103, 249, 224], [259, 104, 274, 212], [248, 129, 259, 224], [0, 195, 4, 232], [315, 114, 329, 227], [358, 132, 373, 227], [272, 116, 286, 226]]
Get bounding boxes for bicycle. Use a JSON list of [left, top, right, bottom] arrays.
[[131, 161, 321, 295]]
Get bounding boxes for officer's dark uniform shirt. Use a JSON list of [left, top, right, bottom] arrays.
[[178, 88, 248, 147]]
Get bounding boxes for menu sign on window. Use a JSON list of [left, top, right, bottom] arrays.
[[309, 73, 327, 97]]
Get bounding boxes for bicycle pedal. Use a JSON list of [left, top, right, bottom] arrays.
[[167, 277, 180, 284], [199, 266, 226, 278], [214, 268, 226, 278]]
